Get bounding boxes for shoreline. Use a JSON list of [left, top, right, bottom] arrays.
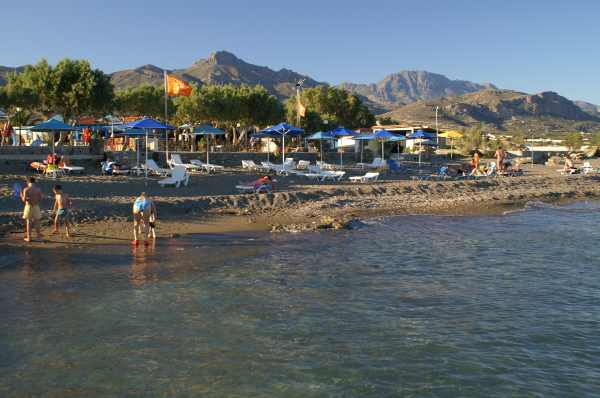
[[2, 173, 600, 247]]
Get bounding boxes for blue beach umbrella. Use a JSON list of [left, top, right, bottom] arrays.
[[328, 127, 357, 166], [124, 118, 175, 177], [308, 131, 334, 162], [30, 119, 81, 152], [407, 130, 435, 168], [193, 125, 226, 164], [253, 122, 304, 165]]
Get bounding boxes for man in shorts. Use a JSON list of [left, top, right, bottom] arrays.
[[20, 176, 43, 242], [52, 185, 73, 237]]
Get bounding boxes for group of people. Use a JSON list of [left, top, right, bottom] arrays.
[[18, 177, 73, 242], [18, 177, 157, 245]]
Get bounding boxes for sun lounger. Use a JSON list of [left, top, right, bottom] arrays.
[[357, 158, 385, 169], [169, 154, 203, 172], [190, 159, 224, 173], [144, 159, 170, 176], [235, 183, 273, 194], [349, 172, 380, 183], [296, 160, 310, 170], [242, 160, 261, 171], [319, 171, 346, 182], [316, 161, 336, 170], [60, 165, 85, 174], [158, 166, 189, 188], [582, 162, 595, 174]]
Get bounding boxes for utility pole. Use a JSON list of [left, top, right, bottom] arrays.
[[434, 106, 439, 145]]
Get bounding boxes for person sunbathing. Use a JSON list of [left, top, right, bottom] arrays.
[[563, 157, 578, 174]]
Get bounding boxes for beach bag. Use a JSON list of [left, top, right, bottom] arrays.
[[13, 182, 24, 199]]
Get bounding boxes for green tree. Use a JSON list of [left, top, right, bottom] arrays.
[[115, 85, 172, 118], [287, 86, 375, 132], [590, 132, 600, 147], [377, 116, 400, 125], [457, 127, 486, 154], [5, 58, 114, 120], [564, 132, 583, 151]]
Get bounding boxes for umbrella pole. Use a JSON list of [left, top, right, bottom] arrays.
[[450, 138, 454, 159], [282, 133, 285, 165], [206, 135, 210, 164], [145, 130, 148, 179], [361, 141, 364, 167], [381, 141, 384, 161], [267, 138, 270, 162], [320, 140, 323, 162]]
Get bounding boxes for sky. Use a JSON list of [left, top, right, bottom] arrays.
[[2, 0, 600, 103]]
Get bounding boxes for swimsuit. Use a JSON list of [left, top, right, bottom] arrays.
[[23, 204, 41, 221], [56, 208, 70, 221], [133, 197, 150, 213]]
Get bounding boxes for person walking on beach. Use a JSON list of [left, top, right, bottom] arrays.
[[495, 146, 506, 172], [52, 185, 73, 237], [20, 177, 43, 242], [132, 192, 156, 245]]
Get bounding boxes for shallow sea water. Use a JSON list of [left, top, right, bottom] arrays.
[[1, 201, 599, 397]]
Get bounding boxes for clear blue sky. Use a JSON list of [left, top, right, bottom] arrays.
[[3, 0, 600, 103]]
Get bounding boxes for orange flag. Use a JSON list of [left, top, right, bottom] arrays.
[[166, 73, 192, 97]]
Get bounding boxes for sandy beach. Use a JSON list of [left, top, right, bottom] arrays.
[[2, 160, 600, 247]]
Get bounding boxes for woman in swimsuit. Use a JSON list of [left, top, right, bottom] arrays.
[[132, 192, 155, 245]]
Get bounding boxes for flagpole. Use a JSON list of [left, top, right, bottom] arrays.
[[164, 70, 169, 163]]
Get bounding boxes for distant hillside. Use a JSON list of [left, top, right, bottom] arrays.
[[341, 71, 495, 112], [0, 66, 25, 85], [109, 51, 322, 99], [382, 89, 600, 135], [575, 100, 600, 118]]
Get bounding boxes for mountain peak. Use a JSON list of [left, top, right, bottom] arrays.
[[206, 51, 242, 65]]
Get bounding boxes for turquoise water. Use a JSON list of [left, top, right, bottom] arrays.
[[1, 201, 599, 397]]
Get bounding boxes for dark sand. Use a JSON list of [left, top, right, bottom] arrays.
[[2, 161, 600, 247]]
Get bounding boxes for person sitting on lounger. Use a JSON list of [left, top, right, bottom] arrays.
[[563, 157, 578, 174]]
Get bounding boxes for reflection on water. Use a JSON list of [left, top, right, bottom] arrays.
[[1, 203, 600, 397]]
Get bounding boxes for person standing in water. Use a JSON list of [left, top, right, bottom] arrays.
[[52, 185, 73, 237], [20, 176, 43, 242], [132, 192, 156, 245]]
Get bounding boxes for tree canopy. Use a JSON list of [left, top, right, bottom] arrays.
[[4, 59, 113, 120], [174, 84, 284, 128], [286, 86, 375, 132], [115, 85, 172, 118]]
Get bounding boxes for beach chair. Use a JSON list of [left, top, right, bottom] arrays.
[[358, 158, 385, 169], [158, 166, 189, 188], [44, 164, 64, 179], [60, 164, 85, 174], [169, 154, 203, 172], [317, 161, 336, 170], [144, 159, 170, 176], [582, 162, 595, 174], [296, 160, 310, 170], [190, 159, 224, 174], [349, 172, 380, 183], [242, 160, 259, 171], [319, 170, 346, 182]]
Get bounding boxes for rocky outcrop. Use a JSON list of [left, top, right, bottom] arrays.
[[341, 71, 495, 112]]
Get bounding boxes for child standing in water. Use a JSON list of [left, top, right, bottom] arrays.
[[52, 185, 73, 237]]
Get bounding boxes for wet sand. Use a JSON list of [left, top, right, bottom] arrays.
[[2, 162, 600, 247]]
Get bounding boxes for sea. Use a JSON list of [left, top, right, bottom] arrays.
[[0, 201, 599, 397]]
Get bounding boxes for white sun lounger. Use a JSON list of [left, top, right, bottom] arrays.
[[357, 158, 385, 169], [60, 165, 85, 174], [319, 171, 346, 182], [158, 166, 189, 187], [190, 159, 224, 173], [349, 172, 380, 183], [169, 154, 203, 172], [144, 159, 171, 176]]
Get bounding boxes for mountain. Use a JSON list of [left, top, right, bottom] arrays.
[[109, 51, 322, 99], [341, 71, 496, 112], [0, 66, 25, 85], [381, 89, 600, 136], [575, 100, 600, 118]]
